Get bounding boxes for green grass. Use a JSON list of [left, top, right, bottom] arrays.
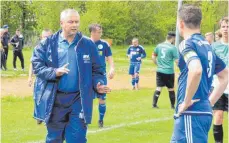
[[1, 89, 228, 143], [1, 45, 228, 143]]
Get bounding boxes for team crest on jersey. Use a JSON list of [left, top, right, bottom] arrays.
[[83, 54, 90, 63], [98, 44, 103, 49], [137, 48, 140, 51]]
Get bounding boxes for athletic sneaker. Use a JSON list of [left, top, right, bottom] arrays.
[[98, 120, 104, 128], [152, 105, 159, 108], [37, 120, 42, 125]]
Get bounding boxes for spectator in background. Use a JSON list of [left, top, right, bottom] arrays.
[[10, 29, 25, 71], [1, 25, 10, 69], [28, 29, 52, 87], [0, 28, 7, 70], [205, 32, 214, 45]]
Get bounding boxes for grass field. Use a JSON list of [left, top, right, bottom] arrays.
[[1, 46, 228, 143]]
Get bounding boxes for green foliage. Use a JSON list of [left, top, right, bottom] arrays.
[[1, 1, 228, 45]]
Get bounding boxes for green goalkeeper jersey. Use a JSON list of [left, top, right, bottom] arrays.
[[212, 40, 228, 67], [154, 41, 178, 74], [212, 40, 229, 94]]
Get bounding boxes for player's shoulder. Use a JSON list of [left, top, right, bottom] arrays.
[[100, 39, 111, 47], [128, 45, 134, 49], [156, 42, 163, 48], [178, 40, 187, 53], [212, 41, 223, 48], [138, 45, 145, 50], [190, 34, 210, 47], [179, 37, 199, 53]]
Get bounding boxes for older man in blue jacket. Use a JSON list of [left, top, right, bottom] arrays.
[[32, 9, 110, 143]]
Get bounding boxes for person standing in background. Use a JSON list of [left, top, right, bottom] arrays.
[[10, 29, 25, 71]]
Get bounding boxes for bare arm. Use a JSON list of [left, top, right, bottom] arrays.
[[28, 63, 33, 87], [107, 56, 115, 79], [209, 68, 228, 106], [151, 54, 157, 65], [178, 59, 202, 114], [174, 59, 178, 65]]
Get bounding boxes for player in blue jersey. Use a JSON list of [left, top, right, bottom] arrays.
[[127, 38, 146, 90], [170, 5, 228, 143], [89, 24, 115, 128]]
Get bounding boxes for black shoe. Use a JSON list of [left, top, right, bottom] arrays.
[[98, 120, 104, 128], [171, 105, 175, 109], [152, 105, 159, 108], [37, 120, 42, 125]]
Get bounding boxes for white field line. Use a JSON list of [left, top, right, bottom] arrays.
[[25, 117, 171, 143]]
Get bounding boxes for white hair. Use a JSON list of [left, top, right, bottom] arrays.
[[132, 38, 138, 42], [60, 9, 79, 21]]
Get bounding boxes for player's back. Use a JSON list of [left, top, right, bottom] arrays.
[[177, 33, 220, 115], [155, 42, 178, 74]]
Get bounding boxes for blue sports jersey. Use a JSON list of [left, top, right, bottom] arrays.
[[95, 39, 112, 72], [176, 33, 226, 115], [127, 45, 146, 63]]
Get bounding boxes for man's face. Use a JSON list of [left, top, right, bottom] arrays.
[[132, 40, 139, 47], [60, 13, 80, 37], [91, 27, 102, 41], [220, 21, 228, 38], [16, 30, 20, 36], [41, 31, 52, 40]]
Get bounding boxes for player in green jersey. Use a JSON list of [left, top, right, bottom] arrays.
[[211, 16, 229, 143], [152, 32, 178, 109]]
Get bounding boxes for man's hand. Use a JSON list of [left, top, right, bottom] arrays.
[[16, 42, 19, 47], [136, 57, 141, 61], [127, 55, 132, 59], [28, 77, 33, 87], [178, 99, 200, 115], [56, 63, 70, 77], [108, 68, 115, 79], [96, 82, 111, 94]]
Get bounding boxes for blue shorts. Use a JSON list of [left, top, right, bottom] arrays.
[[170, 114, 212, 143], [95, 77, 107, 100], [129, 63, 141, 75]]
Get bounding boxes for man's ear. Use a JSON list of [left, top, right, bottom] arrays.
[[179, 20, 184, 29]]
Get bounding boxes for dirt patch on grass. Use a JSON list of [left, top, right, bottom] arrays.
[[1, 72, 178, 97], [1, 77, 33, 97]]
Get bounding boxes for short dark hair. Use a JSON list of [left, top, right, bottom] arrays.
[[89, 24, 102, 33], [166, 31, 176, 40], [179, 4, 202, 29], [16, 29, 20, 31], [219, 16, 228, 27]]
